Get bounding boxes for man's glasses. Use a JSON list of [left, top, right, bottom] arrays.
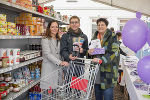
[[70, 21, 79, 24]]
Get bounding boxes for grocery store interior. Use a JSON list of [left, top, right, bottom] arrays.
[[0, 0, 150, 100]]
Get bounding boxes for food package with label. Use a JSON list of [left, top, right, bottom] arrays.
[[0, 14, 6, 22], [16, 24, 28, 35], [7, 29, 16, 35], [34, 25, 41, 36], [2, 57, 9, 68], [32, 17, 37, 25], [0, 49, 7, 57], [13, 56, 20, 65], [13, 48, 20, 56], [20, 13, 32, 19], [7, 48, 13, 57], [27, 25, 35, 36], [0, 28, 7, 35], [0, 21, 7, 28], [36, 17, 41, 22], [9, 56, 14, 66], [7, 22, 16, 29]]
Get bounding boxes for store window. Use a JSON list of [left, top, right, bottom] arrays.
[[118, 18, 131, 31]]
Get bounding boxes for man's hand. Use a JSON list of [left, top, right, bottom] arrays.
[[79, 47, 83, 53], [69, 54, 77, 60], [92, 58, 100, 63]]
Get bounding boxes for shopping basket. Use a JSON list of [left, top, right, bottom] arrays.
[[40, 58, 102, 100]]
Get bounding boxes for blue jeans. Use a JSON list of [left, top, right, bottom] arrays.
[[94, 84, 114, 100]]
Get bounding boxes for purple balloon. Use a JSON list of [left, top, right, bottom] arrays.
[[136, 12, 142, 19], [137, 55, 150, 84], [147, 29, 150, 46], [122, 18, 148, 52]]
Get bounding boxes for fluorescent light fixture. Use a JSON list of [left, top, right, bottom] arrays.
[[66, 0, 78, 2]]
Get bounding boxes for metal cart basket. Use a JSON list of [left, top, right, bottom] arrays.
[[40, 58, 101, 100]]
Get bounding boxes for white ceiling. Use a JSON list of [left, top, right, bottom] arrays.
[[92, 0, 150, 16], [40, 0, 150, 16], [44, 0, 116, 9]]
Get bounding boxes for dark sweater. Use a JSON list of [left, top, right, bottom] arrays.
[[60, 28, 88, 62]]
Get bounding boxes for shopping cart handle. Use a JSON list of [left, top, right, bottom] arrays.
[[98, 60, 102, 64]]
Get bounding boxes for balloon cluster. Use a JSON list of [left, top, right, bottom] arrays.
[[122, 12, 150, 84]]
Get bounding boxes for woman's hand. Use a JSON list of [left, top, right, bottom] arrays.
[[60, 61, 70, 66], [79, 47, 83, 53], [88, 49, 94, 55]]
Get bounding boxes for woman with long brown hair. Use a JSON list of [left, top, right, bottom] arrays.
[[40, 20, 69, 98]]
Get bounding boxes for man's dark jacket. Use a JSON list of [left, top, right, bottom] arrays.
[[60, 28, 88, 62]]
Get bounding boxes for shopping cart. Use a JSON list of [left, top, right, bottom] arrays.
[[40, 58, 102, 100]]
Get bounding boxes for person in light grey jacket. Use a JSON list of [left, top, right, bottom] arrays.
[[40, 20, 69, 91]]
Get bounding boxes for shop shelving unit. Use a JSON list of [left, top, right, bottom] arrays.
[[0, 57, 43, 74], [0, 0, 69, 25], [0, 1, 68, 99]]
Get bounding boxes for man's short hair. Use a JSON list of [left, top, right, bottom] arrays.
[[96, 18, 109, 26], [110, 27, 114, 32], [116, 32, 122, 37], [69, 16, 80, 23]]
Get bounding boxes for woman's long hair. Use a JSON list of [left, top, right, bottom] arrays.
[[43, 20, 60, 40]]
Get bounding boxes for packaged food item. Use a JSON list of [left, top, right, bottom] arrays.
[[2, 57, 9, 68], [4, 72, 12, 82], [22, 66, 31, 80], [0, 14, 6, 22], [8, 82, 13, 92], [9, 56, 14, 66], [0, 21, 7, 28], [7, 29, 16, 35], [13, 48, 20, 56], [0, 82, 7, 98], [20, 13, 32, 18], [0, 49, 7, 57], [7, 48, 13, 57], [7, 22, 16, 29], [13, 56, 20, 65], [20, 54, 25, 62], [30, 68, 35, 79], [14, 68, 23, 79], [13, 82, 20, 92], [0, 28, 7, 35], [0, 74, 4, 81], [35, 67, 40, 79]]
